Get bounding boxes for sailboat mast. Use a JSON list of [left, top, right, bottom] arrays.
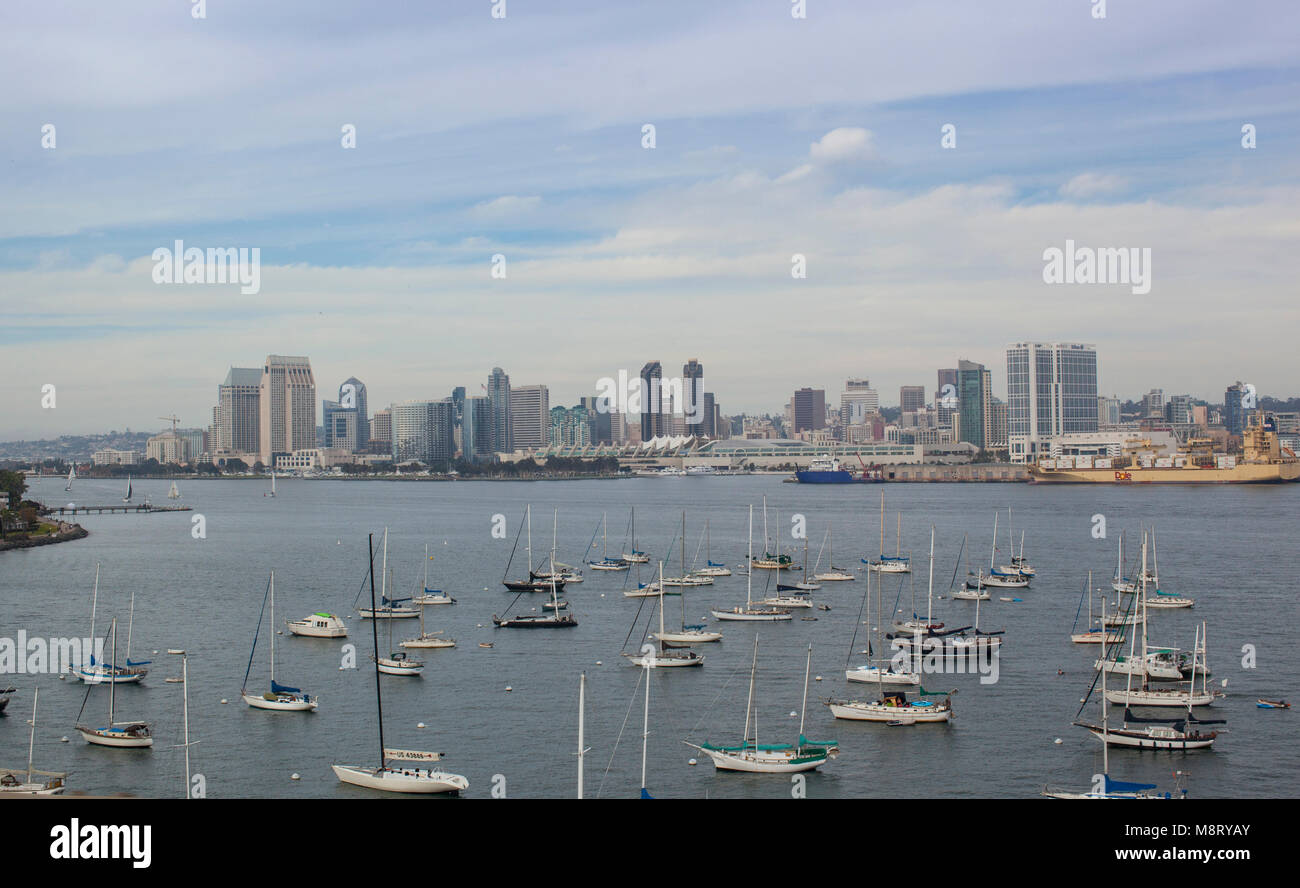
[[990, 511, 998, 571], [1100, 593, 1110, 779], [762, 495, 769, 555], [879, 490, 885, 559], [108, 619, 117, 724], [126, 589, 135, 663], [27, 688, 38, 784], [577, 672, 586, 799], [798, 643, 812, 743], [926, 526, 935, 625], [367, 533, 384, 769], [269, 570, 276, 684], [603, 512, 608, 561], [641, 655, 651, 794], [743, 635, 758, 750], [746, 504, 754, 607], [424, 543, 429, 591], [526, 505, 533, 573], [89, 563, 100, 660], [181, 654, 191, 798], [381, 528, 388, 602]]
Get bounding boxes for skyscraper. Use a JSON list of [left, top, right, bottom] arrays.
[[936, 368, 959, 428], [1224, 382, 1247, 436], [216, 367, 261, 457], [1006, 342, 1099, 462], [793, 388, 827, 433], [510, 384, 550, 449], [370, 408, 392, 451], [640, 361, 665, 440], [840, 378, 879, 426], [580, 395, 613, 444], [900, 386, 926, 414], [487, 367, 513, 453], [957, 359, 991, 450], [461, 395, 494, 462], [391, 399, 455, 464], [258, 355, 316, 466], [702, 392, 717, 438], [682, 359, 705, 431]]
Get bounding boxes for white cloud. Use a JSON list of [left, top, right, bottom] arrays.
[[1060, 172, 1130, 199], [809, 127, 875, 163]]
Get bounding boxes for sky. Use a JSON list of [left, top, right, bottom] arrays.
[[3, 0, 1299, 439]]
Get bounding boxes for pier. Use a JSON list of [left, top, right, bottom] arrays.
[[44, 503, 192, 515]]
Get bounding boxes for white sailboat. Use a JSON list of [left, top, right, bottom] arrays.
[[401, 590, 456, 649], [621, 506, 650, 563], [75, 618, 153, 748], [867, 492, 910, 573], [691, 519, 731, 577], [167, 480, 180, 499], [65, 465, 75, 491], [626, 563, 705, 667], [76, 565, 149, 684], [712, 504, 792, 622], [265, 470, 276, 497], [845, 561, 920, 686], [122, 474, 132, 503], [692, 638, 838, 773], [333, 533, 468, 794], [0, 689, 67, 795], [1141, 528, 1194, 609], [983, 511, 1029, 588], [1070, 573, 1123, 644], [813, 524, 854, 582], [240, 570, 318, 711], [413, 544, 456, 604], [359, 530, 420, 618], [590, 512, 630, 571]]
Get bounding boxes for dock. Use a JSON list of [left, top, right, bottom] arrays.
[[44, 503, 192, 515]]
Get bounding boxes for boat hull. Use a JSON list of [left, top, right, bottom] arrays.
[[828, 701, 951, 723], [1031, 462, 1300, 483], [701, 747, 830, 773], [242, 693, 318, 711], [1084, 726, 1217, 750], [711, 609, 791, 622], [332, 764, 468, 794], [76, 727, 153, 748]]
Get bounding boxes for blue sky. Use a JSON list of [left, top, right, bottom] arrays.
[[3, 0, 1299, 437]]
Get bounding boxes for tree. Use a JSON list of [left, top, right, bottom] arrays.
[[0, 469, 27, 510]]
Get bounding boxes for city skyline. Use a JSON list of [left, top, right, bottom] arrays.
[[5, 3, 1300, 438]]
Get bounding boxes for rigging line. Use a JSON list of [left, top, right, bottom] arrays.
[[845, 574, 869, 670], [683, 647, 749, 739], [74, 624, 112, 725], [619, 594, 650, 653], [241, 573, 272, 693], [502, 506, 526, 582], [1069, 574, 1088, 636], [597, 665, 646, 799], [946, 534, 966, 591], [349, 561, 371, 610]]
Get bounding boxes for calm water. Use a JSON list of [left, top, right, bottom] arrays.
[[1, 475, 1296, 798]]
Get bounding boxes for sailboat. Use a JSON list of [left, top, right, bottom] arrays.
[[265, 470, 276, 497], [0, 689, 67, 795], [76, 565, 149, 684], [494, 551, 578, 628], [982, 511, 1029, 588], [413, 544, 456, 604], [845, 560, 920, 686], [122, 474, 132, 503], [1070, 573, 1122, 644], [75, 618, 153, 748], [503, 506, 566, 593], [625, 563, 704, 667], [1140, 528, 1193, 609], [401, 592, 456, 650], [997, 509, 1035, 577], [333, 533, 469, 794], [531, 510, 585, 584], [659, 512, 713, 587], [692, 639, 838, 773], [589, 512, 630, 571], [65, 465, 75, 491], [691, 519, 731, 577], [759, 546, 815, 608], [621, 507, 650, 563], [240, 570, 318, 711], [867, 492, 910, 573], [1103, 537, 1218, 708], [359, 530, 420, 618], [1044, 595, 1193, 797], [167, 480, 180, 499], [813, 524, 854, 582], [712, 505, 792, 622], [750, 496, 794, 569]]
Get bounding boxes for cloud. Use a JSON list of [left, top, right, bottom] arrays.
[[808, 127, 876, 163], [472, 195, 542, 218], [1060, 172, 1130, 199]]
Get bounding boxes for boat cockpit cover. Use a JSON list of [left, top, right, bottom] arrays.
[[1104, 775, 1157, 794], [640, 788, 654, 799], [271, 680, 301, 694], [126, 659, 151, 667]]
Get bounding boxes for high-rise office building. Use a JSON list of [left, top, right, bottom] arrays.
[[487, 367, 513, 453], [216, 367, 261, 456], [793, 388, 827, 433], [702, 392, 717, 438], [258, 355, 316, 466], [1142, 389, 1165, 420], [900, 386, 926, 414], [1006, 342, 1099, 462], [1097, 395, 1121, 427], [580, 396, 613, 444], [550, 405, 594, 447], [936, 368, 959, 428], [370, 408, 392, 451], [682, 359, 705, 431], [322, 399, 359, 452], [339, 377, 368, 446], [957, 359, 992, 450], [451, 386, 466, 428], [461, 395, 494, 462], [391, 399, 455, 464], [510, 384, 550, 449], [1224, 382, 1247, 436], [840, 378, 879, 426], [640, 361, 665, 440], [989, 400, 1009, 448]]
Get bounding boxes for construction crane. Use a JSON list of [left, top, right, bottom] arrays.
[[159, 414, 181, 436]]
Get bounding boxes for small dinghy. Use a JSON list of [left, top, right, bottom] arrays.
[[1257, 699, 1290, 709]]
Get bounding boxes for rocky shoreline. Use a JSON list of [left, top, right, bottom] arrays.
[[0, 520, 88, 552]]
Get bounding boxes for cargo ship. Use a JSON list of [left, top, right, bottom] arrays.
[[1030, 414, 1300, 484], [794, 457, 884, 484]]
